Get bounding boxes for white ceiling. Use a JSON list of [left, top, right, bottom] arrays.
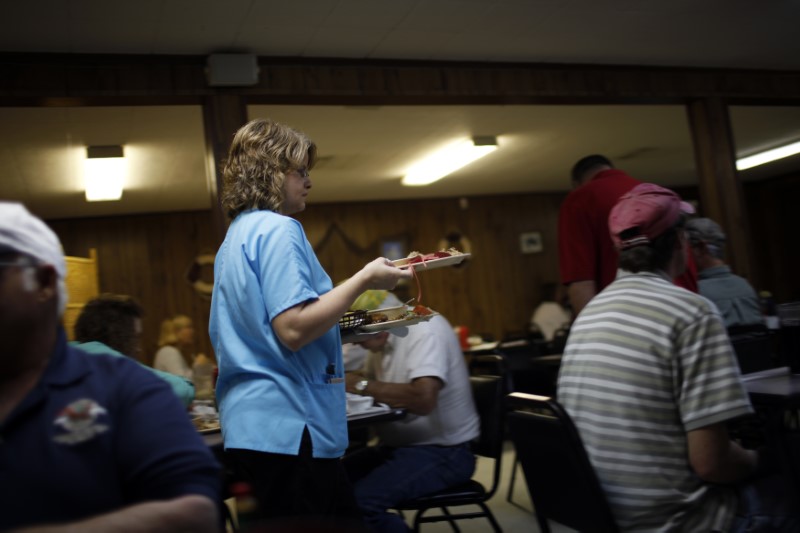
[[1, 0, 800, 219], [3, 0, 800, 70]]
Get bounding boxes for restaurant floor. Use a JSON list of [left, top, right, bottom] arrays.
[[223, 440, 574, 532], [411, 439, 574, 532]]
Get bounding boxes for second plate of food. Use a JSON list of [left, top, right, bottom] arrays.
[[359, 306, 438, 332], [392, 253, 470, 270]]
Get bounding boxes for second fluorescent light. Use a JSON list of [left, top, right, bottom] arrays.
[[737, 140, 800, 171], [402, 136, 498, 186]]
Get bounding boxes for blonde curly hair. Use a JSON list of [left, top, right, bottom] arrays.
[[221, 118, 317, 219], [157, 314, 193, 347]]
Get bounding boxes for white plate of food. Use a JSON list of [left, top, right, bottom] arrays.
[[191, 416, 221, 434], [339, 305, 408, 331], [392, 251, 470, 270], [358, 306, 438, 333], [364, 305, 407, 322]]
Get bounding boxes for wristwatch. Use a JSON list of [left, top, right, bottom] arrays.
[[354, 379, 369, 395]]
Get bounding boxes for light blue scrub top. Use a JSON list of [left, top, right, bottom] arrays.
[[209, 210, 347, 458]]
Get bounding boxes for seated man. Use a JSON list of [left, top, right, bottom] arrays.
[[343, 293, 480, 533], [73, 293, 195, 406], [529, 281, 572, 341], [686, 216, 764, 328], [557, 184, 797, 531], [0, 202, 220, 532]]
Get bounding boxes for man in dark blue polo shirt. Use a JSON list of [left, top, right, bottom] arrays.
[[0, 201, 221, 531]]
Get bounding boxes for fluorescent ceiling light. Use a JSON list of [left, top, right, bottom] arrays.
[[402, 136, 498, 186], [736, 140, 800, 171], [85, 145, 125, 201]]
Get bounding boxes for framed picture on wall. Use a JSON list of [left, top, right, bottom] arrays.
[[381, 237, 408, 261], [520, 231, 543, 254]]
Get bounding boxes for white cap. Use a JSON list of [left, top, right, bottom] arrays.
[[0, 202, 66, 279], [0, 202, 68, 314]]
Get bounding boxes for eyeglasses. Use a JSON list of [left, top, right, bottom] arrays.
[[0, 257, 38, 279], [0, 256, 37, 270], [292, 167, 310, 178]]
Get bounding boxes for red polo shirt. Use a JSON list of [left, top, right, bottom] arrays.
[[559, 169, 641, 289], [558, 169, 697, 293]]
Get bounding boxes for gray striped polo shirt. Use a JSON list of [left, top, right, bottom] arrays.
[[557, 271, 753, 532]]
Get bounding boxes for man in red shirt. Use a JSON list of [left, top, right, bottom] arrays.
[[559, 155, 697, 315]]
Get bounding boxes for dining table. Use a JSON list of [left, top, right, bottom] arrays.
[[741, 366, 800, 491], [741, 366, 800, 407], [201, 405, 407, 449], [346, 406, 407, 430]]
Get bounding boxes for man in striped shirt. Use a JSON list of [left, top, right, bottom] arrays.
[[558, 184, 796, 531]]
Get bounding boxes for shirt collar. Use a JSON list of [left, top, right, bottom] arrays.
[[41, 327, 92, 387], [590, 168, 630, 183], [4, 328, 92, 428], [699, 265, 731, 280], [617, 269, 673, 284]]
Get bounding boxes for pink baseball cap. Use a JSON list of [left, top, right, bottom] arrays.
[[609, 183, 695, 250]]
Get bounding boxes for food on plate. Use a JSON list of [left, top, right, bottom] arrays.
[[392, 248, 467, 305], [366, 312, 390, 324], [338, 310, 368, 330], [403, 247, 463, 265], [191, 416, 220, 432], [412, 304, 433, 316], [362, 305, 435, 326], [393, 305, 434, 320]]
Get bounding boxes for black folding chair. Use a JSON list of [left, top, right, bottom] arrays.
[[507, 392, 618, 533], [395, 375, 506, 532]]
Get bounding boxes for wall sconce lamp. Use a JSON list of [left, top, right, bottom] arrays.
[[85, 145, 125, 201], [402, 136, 498, 186]]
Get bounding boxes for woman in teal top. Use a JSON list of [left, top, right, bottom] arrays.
[[72, 293, 195, 407], [209, 118, 410, 524]]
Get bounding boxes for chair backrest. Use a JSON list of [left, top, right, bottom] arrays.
[[494, 340, 557, 396], [63, 248, 99, 341], [507, 392, 618, 533], [470, 375, 505, 460], [469, 354, 514, 393], [468, 353, 506, 374], [728, 326, 778, 374], [469, 375, 506, 501], [545, 325, 570, 354]]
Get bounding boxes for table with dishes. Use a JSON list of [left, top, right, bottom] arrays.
[[199, 401, 407, 450], [742, 366, 800, 406], [741, 366, 800, 490]]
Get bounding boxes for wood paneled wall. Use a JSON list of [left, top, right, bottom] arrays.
[[49, 211, 219, 365], [297, 192, 566, 340], [44, 174, 798, 364], [47, 191, 565, 362], [2, 53, 800, 102], [744, 173, 800, 303]]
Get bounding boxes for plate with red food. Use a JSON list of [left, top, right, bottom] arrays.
[[357, 304, 438, 333], [391, 249, 470, 270]]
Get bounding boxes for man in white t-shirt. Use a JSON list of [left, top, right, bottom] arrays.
[[530, 281, 572, 341], [344, 301, 480, 533]]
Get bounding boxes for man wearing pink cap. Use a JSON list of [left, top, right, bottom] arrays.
[[557, 184, 798, 532]]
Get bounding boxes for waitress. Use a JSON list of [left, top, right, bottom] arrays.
[[209, 118, 411, 525]]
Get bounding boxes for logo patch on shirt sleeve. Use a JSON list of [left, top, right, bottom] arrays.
[[53, 398, 109, 444]]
